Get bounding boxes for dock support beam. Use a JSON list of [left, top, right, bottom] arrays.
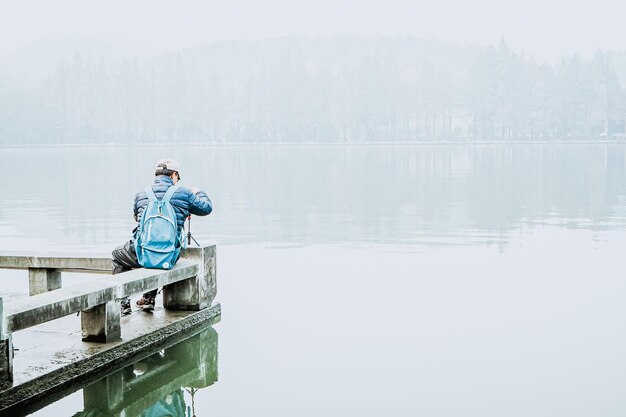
[[0, 298, 13, 388], [81, 300, 121, 342], [28, 268, 62, 296], [169, 326, 219, 388], [163, 245, 216, 311], [83, 371, 124, 411]]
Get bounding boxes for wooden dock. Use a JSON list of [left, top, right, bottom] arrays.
[[0, 245, 220, 413]]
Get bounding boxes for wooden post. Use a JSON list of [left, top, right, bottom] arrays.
[[163, 245, 216, 311], [0, 298, 13, 388], [28, 268, 62, 296], [81, 300, 121, 343]]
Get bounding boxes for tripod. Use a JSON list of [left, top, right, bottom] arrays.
[[186, 215, 201, 247]]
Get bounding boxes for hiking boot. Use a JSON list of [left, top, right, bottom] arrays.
[[136, 297, 155, 312], [121, 299, 132, 315]]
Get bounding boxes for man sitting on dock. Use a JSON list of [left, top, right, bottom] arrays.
[[112, 158, 213, 314]]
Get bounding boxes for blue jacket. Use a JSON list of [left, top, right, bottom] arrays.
[[134, 175, 212, 235]]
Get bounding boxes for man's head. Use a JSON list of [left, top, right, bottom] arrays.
[[155, 158, 181, 184]]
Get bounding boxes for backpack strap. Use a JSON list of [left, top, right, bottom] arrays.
[[162, 185, 180, 204], [145, 187, 157, 202], [145, 185, 178, 203]]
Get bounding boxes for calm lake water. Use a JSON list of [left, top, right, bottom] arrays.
[[2, 144, 626, 416]]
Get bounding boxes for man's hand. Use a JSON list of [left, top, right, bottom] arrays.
[[191, 186, 201, 195]]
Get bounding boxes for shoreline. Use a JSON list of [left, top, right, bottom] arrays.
[[3, 139, 626, 149]]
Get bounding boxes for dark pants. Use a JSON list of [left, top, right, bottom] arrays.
[[112, 240, 157, 300]]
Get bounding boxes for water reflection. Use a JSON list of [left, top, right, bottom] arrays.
[[42, 327, 217, 417], [2, 144, 626, 251]]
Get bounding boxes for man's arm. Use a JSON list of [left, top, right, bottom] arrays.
[[133, 193, 139, 221], [188, 187, 213, 216], [134, 191, 148, 222]]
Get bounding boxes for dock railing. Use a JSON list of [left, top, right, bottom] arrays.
[[0, 245, 216, 388]]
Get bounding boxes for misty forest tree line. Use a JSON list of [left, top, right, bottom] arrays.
[[1, 37, 625, 144]]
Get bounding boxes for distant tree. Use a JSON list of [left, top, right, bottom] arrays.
[[1, 36, 625, 144]]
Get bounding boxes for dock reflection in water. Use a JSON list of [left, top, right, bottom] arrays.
[[72, 326, 218, 417]]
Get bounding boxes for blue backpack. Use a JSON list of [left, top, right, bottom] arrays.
[[134, 185, 185, 269]]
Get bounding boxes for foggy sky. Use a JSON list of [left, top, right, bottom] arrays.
[[0, 0, 623, 61]]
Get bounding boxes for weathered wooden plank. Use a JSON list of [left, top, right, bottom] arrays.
[[0, 246, 215, 273], [4, 260, 198, 333], [0, 252, 112, 271], [5, 280, 117, 333], [111, 259, 199, 298]]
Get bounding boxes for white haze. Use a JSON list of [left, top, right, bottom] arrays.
[[0, 0, 624, 62]]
